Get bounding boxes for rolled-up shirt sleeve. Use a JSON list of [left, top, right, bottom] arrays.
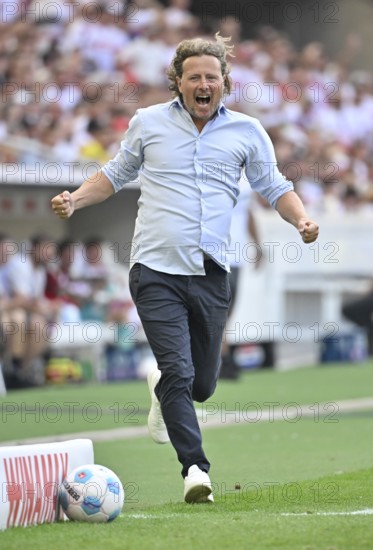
[[102, 111, 144, 192], [244, 119, 293, 208]]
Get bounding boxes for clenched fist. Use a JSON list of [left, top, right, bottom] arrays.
[[51, 191, 75, 219], [298, 219, 319, 244]]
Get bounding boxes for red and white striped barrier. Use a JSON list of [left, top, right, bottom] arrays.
[[0, 439, 94, 530]]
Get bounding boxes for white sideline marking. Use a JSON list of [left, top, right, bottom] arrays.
[[127, 513, 189, 519], [0, 425, 149, 446], [126, 510, 373, 519], [195, 396, 373, 427], [281, 509, 373, 516], [1, 396, 373, 447]]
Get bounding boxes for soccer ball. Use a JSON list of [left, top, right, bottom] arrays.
[[59, 464, 125, 523]]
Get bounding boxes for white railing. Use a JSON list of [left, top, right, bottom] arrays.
[[228, 210, 373, 346]]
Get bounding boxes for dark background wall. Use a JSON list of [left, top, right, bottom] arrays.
[[187, 0, 373, 69]]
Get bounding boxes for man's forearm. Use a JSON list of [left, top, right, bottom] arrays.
[[51, 170, 115, 219], [72, 171, 115, 211], [275, 191, 308, 228], [275, 190, 319, 243]]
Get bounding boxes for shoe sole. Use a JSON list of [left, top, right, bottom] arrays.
[[184, 484, 213, 504]]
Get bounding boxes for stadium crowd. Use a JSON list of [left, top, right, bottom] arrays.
[[1, 0, 373, 212], [1, 0, 373, 387], [0, 232, 138, 387]]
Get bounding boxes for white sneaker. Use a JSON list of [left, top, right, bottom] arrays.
[[147, 367, 170, 444], [184, 465, 213, 503]]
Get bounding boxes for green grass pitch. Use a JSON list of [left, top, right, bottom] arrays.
[[0, 361, 372, 549]]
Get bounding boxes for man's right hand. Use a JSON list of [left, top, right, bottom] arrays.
[[51, 191, 75, 219]]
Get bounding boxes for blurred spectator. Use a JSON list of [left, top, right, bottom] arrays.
[[80, 117, 115, 164], [45, 240, 85, 323], [0, 234, 59, 387], [125, 0, 164, 36], [66, 237, 140, 335], [102, 242, 141, 352], [116, 23, 170, 87], [164, 0, 195, 29], [71, 237, 110, 321], [59, 2, 130, 73]]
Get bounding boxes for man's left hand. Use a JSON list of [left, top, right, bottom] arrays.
[[298, 219, 319, 243]]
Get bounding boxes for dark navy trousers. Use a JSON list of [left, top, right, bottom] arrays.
[[129, 261, 231, 477]]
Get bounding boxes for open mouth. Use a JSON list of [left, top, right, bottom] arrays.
[[196, 95, 211, 105]]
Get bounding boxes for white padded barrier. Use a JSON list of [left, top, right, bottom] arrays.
[[227, 211, 373, 345], [0, 439, 94, 530]]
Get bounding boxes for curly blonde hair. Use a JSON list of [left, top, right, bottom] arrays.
[[167, 33, 234, 97]]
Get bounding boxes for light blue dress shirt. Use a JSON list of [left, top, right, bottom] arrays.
[[102, 98, 293, 275]]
